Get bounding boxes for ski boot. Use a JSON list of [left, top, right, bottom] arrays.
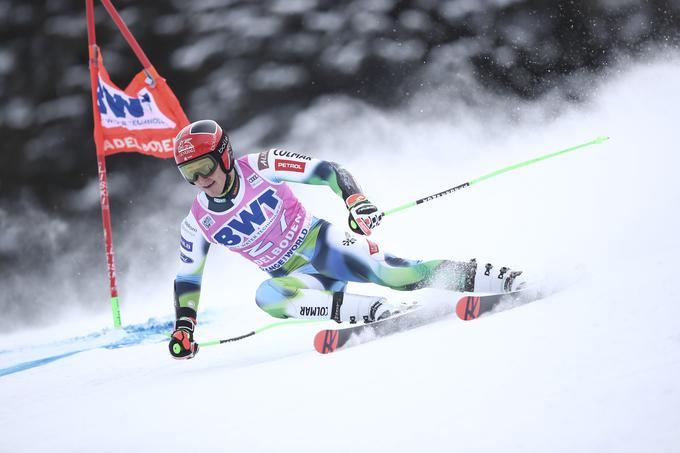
[[466, 259, 527, 293], [331, 292, 397, 324]]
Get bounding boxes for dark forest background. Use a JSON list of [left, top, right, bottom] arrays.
[[2, 0, 678, 203], [0, 0, 679, 326]]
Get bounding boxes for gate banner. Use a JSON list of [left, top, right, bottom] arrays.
[[95, 54, 188, 158]]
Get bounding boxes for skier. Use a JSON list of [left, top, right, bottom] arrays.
[[169, 120, 525, 359]]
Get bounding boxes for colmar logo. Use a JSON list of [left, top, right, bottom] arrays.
[[272, 150, 311, 161], [275, 159, 306, 172], [300, 307, 328, 317]]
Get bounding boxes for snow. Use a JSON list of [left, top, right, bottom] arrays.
[[270, 0, 320, 16], [171, 35, 231, 70], [2, 56, 680, 452], [398, 9, 432, 31], [36, 95, 87, 125], [320, 40, 368, 74], [249, 63, 309, 91], [304, 11, 346, 33], [373, 39, 428, 62], [0, 48, 15, 75]]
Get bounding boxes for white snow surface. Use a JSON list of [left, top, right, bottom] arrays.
[[2, 56, 680, 452]]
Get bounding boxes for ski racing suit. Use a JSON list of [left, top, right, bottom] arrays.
[[174, 150, 520, 325]]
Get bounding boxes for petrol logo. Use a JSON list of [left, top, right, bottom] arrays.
[[275, 159, 306, 172]]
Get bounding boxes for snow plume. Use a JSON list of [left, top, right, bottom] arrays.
[[0, 195, 102, 328], [2, 50, 680, 334], [278, 50, 680, 298], [0, 170, 190, 331]]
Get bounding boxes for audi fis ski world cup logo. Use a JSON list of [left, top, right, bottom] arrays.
[[97, 76, 176, 130], [247, 173, 263, 188]]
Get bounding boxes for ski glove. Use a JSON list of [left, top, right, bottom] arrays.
[[169, 317, 199, 360], [346, 193, 383, 236]]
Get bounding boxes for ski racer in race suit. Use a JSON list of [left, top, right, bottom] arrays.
[[169, 120, 525, 359]]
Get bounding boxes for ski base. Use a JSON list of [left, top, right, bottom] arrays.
[[314, 288, 543, 354], [314, 305, 450, 354], [456, 288, 540, 320]]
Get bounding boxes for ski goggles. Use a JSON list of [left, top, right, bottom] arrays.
[[178, 154, 219, 183]]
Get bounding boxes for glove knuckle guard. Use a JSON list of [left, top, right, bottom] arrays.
[[169, 326, 198, 360]]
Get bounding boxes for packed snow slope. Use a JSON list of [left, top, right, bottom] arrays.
[[2, 57, 680, 452]]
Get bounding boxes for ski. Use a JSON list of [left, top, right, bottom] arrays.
[[455, 288, 540, 320], [313, 305, 451, 354], [314, 289, 543, 353]]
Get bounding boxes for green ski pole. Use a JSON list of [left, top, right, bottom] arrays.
[[166, 318, 328, 348], [383, 136, 610, 217]]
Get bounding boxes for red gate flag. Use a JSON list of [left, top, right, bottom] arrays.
[[87, 0, 191, 328], [94, 53, 189, 158]]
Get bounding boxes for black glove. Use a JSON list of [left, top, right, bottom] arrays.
[[169, 317, 199, 360], [346, 193, 383, 236]]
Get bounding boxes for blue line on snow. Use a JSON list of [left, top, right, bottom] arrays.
[[0, 351, 85, 378], [0, 318, 175, 378]]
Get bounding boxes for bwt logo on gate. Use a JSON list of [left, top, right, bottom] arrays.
[[97, 77, 176, 130], [213, 188, 281, 247]]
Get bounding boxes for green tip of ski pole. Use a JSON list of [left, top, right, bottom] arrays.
[[110, 296, 121, 329], [593, 136, 610, 144]]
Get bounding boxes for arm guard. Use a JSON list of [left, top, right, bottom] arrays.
[[174, 214, 210, 321]]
